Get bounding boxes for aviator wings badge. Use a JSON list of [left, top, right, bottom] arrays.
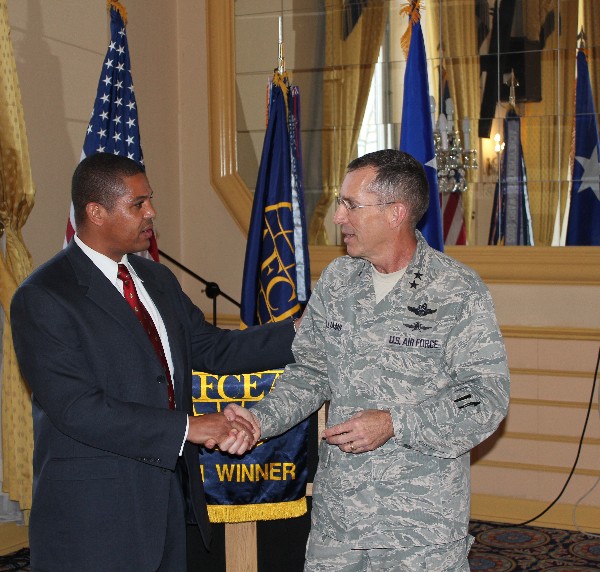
[[407, 303, 437, 317]]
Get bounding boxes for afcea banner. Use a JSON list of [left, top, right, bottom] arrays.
[[192, 370, 309, 522]]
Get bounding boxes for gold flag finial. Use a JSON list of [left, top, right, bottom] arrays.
[[505, 69, 519, 110], [400, 1, 422, 60], [107, 0, 127, 25], [577, 27, 586, 50]]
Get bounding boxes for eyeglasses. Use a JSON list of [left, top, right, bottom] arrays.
[[334, 194, 398, 211]]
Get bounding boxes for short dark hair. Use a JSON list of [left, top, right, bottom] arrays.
[[72, 153, 144, 228], [347, 149, 429, 229]]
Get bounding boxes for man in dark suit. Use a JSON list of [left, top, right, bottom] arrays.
[[10, 153, 297, 572]]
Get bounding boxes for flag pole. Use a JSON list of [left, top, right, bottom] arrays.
[[505, 70, 518, 112], [577, 27, 585, 49], [278, 16, 285, 74]]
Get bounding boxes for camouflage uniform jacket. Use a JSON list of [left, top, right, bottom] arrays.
[[252, 231, 510, 548]]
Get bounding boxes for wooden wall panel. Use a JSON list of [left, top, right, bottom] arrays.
[[471, 329, 600, 531]]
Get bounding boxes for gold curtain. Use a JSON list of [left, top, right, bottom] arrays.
[[426, 2, 480, 244], [310, 0, 387, 245], [521, 0, 578, 245], [583, 0, 600, 102], [0, 0, 35, 517]]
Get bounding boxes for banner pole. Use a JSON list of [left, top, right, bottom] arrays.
[[226, 521, 257, 571]]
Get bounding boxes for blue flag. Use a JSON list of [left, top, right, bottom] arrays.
[[488, 109, 534, 246], [66, 3, 158, 260], [566, 49, 600, 245], [240, 74, 310, 327], [204, 74, 311, 524], [399, 10, 444, 252]]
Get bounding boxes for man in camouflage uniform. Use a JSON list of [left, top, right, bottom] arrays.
[[228, 150, 509, 571]]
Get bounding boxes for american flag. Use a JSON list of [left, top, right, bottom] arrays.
[[439, 68, 467, 246], [64, 2, 158, 260], [441, 192, 467, 245]]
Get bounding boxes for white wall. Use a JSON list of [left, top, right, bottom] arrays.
[[9, 0, 247, 316]]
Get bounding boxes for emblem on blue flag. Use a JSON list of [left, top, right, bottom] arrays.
[[241, 72, 310, 327], [202, 70, 311, 522]]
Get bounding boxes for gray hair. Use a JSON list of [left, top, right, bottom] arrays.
[[347, 149, 429, 229]]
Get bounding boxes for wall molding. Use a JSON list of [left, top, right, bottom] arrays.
[[473, 459, 600, 477], [504, 431, 600, 446], [209, 316, 600, 345], [206, 314, 241, 329], [510, 397, 594, 410], [471, 494, 600, 533], [509, 367, 593, 378], [501, 325, 600, 341], [311, 246, 600, 285], [0, 523, 27, 555]]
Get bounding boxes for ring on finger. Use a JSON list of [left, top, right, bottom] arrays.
[[350, 444, 355, 451]]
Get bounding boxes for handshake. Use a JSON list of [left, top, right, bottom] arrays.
[[187, 403, 261, 455], [188, 404, 395, 456]]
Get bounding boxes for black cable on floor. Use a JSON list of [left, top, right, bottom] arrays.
[[495, 344, 600, 528]]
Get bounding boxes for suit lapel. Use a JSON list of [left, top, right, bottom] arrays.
[[66, 242, 189, 407], [66, 242, 158, 361]]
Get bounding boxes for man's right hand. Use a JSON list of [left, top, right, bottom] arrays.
[[187, 412, 255, 455], [224, 403, 261, 442]]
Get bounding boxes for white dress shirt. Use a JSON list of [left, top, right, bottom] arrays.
[[74, 235, 188, 452]]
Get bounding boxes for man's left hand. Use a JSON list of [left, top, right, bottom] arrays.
[[322, 409, 394, 454]]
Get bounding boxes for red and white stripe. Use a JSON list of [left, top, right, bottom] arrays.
[[440, 192, 467, 245]]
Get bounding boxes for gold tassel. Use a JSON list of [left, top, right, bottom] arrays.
[[207, 497, 307, 523], [270, 70, 291, 122], [107, 0, 128, 25], [399, 1, 421, 60]]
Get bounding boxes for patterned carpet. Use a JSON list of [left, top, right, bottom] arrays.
[[469, 520, 600, 571], [0, 548, 28, 571], [1, 522, 600, 570]]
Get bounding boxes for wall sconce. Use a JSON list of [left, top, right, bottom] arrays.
[[485, 132, 505, 176]]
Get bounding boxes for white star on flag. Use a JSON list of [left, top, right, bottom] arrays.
[[574, 145, 600, 201], [425, 156, 437, 170]]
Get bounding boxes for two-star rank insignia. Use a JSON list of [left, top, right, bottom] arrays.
[[409, 271, 423, 289]]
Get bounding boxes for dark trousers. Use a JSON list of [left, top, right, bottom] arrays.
[[157, 469, 187, 572]]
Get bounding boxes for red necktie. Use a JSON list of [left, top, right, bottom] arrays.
[[118, 264, 175, 410]]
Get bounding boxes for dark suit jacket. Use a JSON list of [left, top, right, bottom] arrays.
[[10, 241, 295, 571]]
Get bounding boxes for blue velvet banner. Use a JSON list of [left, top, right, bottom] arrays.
[[192, 370, 309, 522]]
